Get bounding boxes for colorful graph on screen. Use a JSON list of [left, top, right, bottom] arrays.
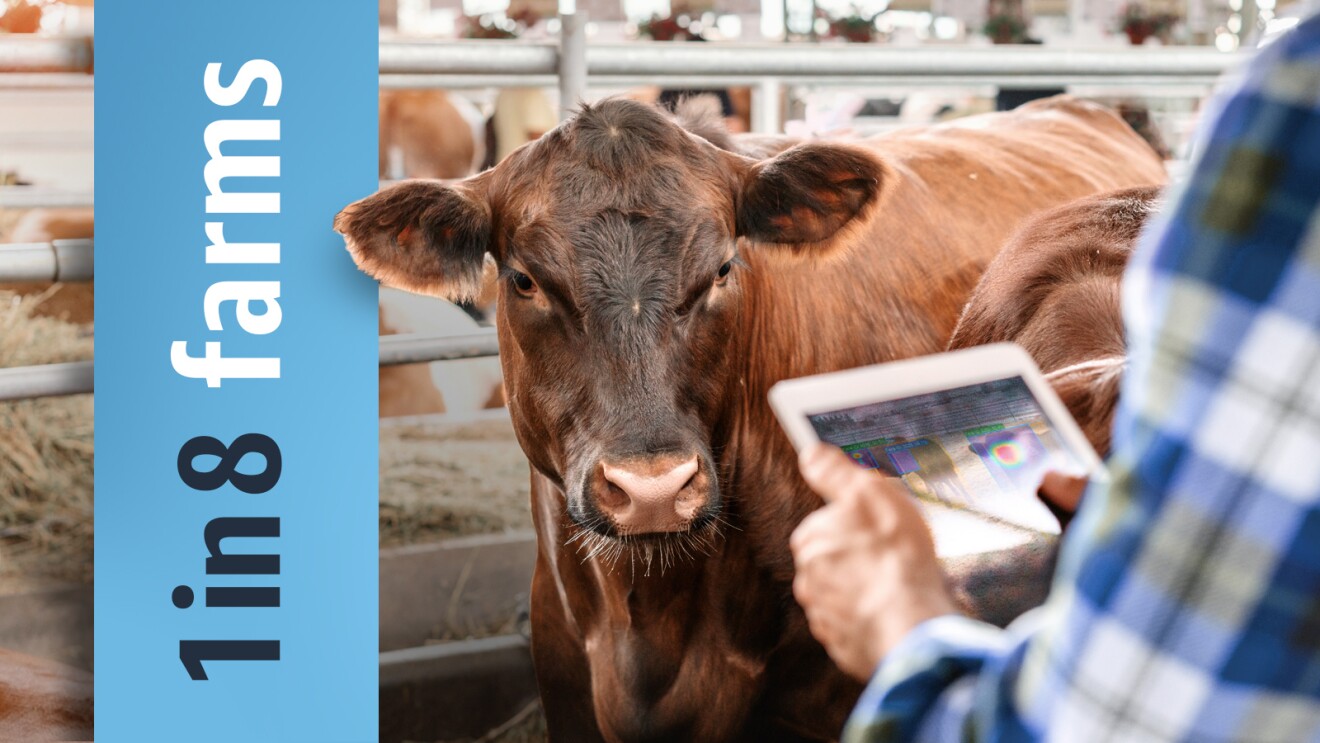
[[810, 376, 1075, 532]]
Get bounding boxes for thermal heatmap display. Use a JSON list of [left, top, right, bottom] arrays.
[[807, 376, 1076, 533]]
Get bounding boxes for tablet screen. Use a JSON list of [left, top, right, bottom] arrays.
[[807, 376, 1080, 533]]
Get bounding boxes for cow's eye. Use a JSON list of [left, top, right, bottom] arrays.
[[510, 271, 537, 296], [716, 260, 733, 284]]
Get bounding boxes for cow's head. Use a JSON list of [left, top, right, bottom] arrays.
[[337, 98, 890, 546]]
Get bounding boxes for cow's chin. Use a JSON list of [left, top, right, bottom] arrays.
[[565, 510, 724, 575]]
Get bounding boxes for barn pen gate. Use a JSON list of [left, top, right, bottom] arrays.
[[0, 29, 1232, 741]]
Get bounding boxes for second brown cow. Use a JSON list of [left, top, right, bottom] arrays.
[[950, 185, 1163, 458]]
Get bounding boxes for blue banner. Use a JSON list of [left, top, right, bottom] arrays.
[[95, 2, 379, 740]]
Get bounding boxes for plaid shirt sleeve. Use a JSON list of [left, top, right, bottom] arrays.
[[844, 15, 1320, 743]]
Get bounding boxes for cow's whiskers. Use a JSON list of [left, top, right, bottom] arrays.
[[567, 517, 725, 578]]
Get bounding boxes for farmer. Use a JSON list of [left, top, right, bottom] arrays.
[[790, 14, 1320, 742]]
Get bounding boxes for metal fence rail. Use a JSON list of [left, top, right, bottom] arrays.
[[0, 72, 92, 89], [0, 36, 92, 73], [377, 40, 1234, 84], [2, 35, 1237, 85], [380, 331, 500, 366], [0, 361, 93, 402], [0, 331, 501, 402], [0, 187, 94, 210], [0, 240, 93, 282]]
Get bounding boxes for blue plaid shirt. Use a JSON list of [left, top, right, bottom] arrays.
[[845, 16, 1320, 743]]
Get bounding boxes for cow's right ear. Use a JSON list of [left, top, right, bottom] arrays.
[[333, 177, 491, 301], [732, 143, 892, 255]]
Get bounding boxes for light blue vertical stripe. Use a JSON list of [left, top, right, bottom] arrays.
[[94, 2, 379, 740]]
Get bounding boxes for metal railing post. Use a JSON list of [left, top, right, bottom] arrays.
[[752, 77, 782, 134], [558, 12, 588, 120]]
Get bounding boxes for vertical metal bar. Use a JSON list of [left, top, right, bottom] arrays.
[[752, 77, 782, 134], [558, 12, 588, 121], [1240, 0, 1259, 42], [1068, 0, 1085, 37]]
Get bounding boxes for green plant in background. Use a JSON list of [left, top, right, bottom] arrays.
[[983, 0, 1028, 43], [636, 6, 706, 41], [463, 8, 541, 40], [983, 13, 1026, 43], [1118, 3, 1181, 44], [819, 5, 883, 43]]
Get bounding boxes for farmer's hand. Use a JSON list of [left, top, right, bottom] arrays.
[[1038, 471, 1088, 513], [790, 444, 957, 681]]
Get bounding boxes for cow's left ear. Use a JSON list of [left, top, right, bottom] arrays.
[[333, 173, 493, 301], [733, 143, 892, 252]]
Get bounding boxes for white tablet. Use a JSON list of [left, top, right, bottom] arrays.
[[769, 343, 1106, 536]]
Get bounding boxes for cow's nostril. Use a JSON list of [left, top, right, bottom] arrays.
[[678, 471, 698, 498], [601, 481, 629, 509]]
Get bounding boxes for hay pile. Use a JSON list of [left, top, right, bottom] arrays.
[[379, 415, 532, 546], [433, 702, 546, 743], [0, 289, 94, 586]]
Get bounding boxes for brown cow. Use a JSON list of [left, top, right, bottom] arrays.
[[949, 186, 1162, 458], [335, 96, 1166, 741]]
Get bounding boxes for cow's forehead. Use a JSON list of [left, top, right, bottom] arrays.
[[501, 160, 729, 247], [562, 98, 694, 167], [495, 101, 731, 215]]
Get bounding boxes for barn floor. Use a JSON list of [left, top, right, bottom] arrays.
[[0, 288, 94, 592], [380, 417, 543, 742], [380, 414, 532, 547], [427, 703, 545, 743]]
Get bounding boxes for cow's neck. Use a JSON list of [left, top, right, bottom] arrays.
[[534, 474, 784, 738]]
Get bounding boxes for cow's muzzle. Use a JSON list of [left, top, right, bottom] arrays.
[[587, 452, 712, 536]]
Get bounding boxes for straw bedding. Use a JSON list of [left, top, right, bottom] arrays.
[[0, 289, 94, 587], [379, 415, 532, 546]]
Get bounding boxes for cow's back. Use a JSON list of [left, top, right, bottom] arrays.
[[949, 185, 1161, 365]]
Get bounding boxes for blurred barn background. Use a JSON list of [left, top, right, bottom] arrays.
[[0, 0, 1307, 738]]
